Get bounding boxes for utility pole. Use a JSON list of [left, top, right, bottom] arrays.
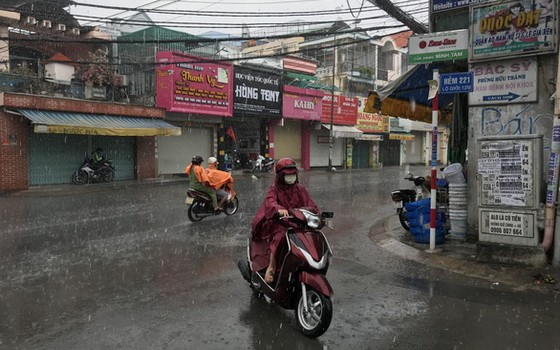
[[328, 33, 336, 170], [365, 0, 428, 34]]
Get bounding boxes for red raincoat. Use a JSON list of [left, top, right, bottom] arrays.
[[250, 175, 319, 271]]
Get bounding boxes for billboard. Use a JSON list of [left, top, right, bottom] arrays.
[[470, 0, 557, 61], [233, 66, 282, 117], [155, 51, 233, 117], [321, 95, 358, 125]]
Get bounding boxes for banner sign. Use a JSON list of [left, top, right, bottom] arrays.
[[321, 95, 358, 125], [470, 0, 557, 61], [155, 51, 233, 117], [233, 66, 282, 117], [408, 30, 469, 65], [432, 0, 485, 13], [282, 85, 323, 121], [439, 72, 474, 94], [469, 57, 537, 105]]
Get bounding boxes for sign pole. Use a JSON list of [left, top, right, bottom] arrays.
[[429, 69, 439, 253]]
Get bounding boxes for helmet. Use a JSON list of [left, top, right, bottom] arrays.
[[95, 147, 103, 153], [275, 158, 298, 175], [208, 156, 218, 164], [192, 155, 204, 165]]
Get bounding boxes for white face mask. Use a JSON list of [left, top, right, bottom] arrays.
[[284, 174, 297, 185]]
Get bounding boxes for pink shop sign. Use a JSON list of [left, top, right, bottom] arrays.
[[155, 51, 233, 117], [282, 85, 324, 121]]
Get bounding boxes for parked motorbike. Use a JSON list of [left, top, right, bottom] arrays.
[[238, 208, 334, 338], [185, 186, 239, 222], [71, 157, 115, 185], [250, 156, 275, 173], [390, 172, 430, 231]]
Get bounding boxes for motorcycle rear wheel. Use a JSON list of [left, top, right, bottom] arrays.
[[187, 201, 204, 222], [398, 208, 410, 231], [72, 171, 88, 185], [296, 287, 332, 338], [224, 197, 239, 215]]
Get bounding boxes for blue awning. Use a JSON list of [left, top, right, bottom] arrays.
[[377, 63, 454, 109], [17, 109, 181, 136]]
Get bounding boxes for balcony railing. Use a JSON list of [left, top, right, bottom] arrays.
[[0, 72, 138, 105]]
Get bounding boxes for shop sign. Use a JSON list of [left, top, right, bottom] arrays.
[[469, 57, 537, 105], [233, 66, 281, 117], [408, 30, 468, 65], [155, 51, 233, 117], [282, 85, 323, 121], [470, 0, 557, 61], [432, 0, 485, 13], [321, 95, 358, 125], [356, 113, 389, 133]]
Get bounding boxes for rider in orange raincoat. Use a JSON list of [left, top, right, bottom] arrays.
[[206, 156, 236, 202]]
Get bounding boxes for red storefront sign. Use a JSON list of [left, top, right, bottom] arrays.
[[282, 85, 323, 121], [155, 51, 233, 117], [321, 95, 358, 125]]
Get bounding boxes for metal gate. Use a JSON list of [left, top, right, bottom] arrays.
[[352, 140, 370, 168], [379, 139, 401, 166], [29, 132, 136, 185]]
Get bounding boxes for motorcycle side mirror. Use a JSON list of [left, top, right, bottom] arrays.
[[321, 212, 334, 218]]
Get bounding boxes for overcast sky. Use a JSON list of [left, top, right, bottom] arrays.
[[65, 0, 429, 37]]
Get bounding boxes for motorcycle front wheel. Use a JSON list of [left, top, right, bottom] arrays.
[[187, 200, 204, 222], [101, 170, 114, 182], [398, 208, 410, 231], [72, 170, 88, 185], [224, 196, 239, 215], [296, 287, 332, 338]]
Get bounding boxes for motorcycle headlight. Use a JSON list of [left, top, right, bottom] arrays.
[[301, 209, 320, 228]]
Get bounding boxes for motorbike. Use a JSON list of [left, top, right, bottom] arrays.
[[238, 208, 334, 338], [71, 157, 115, 185], [390, 172, 430, 231], [185, 186, 239, 222], [250, 156, 275, 173]]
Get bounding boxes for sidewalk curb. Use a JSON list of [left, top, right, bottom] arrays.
[[369, 215, 559, 293]]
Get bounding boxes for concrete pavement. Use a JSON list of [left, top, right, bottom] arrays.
[[370, 214, 560, 292]]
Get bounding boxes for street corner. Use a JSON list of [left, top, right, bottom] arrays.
[[369, 214, 556, 292]]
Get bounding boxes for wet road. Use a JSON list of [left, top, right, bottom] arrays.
[[1, 166, 559, 349]]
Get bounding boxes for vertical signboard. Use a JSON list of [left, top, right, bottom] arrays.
[[156, 51, 234, 117], [477, 135, 542, 246], [470, 0, 557, 61]]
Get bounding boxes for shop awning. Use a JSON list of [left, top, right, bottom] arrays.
[[286, 72, 319, 81], [377, 63, 454, 108], [356, 133, 383, 141], [388, 133, 415, 141], [16, 109, 182, 136], [322, 124, 363, 139]]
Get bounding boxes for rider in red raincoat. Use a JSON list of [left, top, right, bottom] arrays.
[[251, 158, 319, 283]]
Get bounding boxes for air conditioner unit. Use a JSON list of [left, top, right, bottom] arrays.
[[40, 20, 51, 28], [55, 23, 66, 31], [71, 28, 80, 35], [24, 16, 37, 25]]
